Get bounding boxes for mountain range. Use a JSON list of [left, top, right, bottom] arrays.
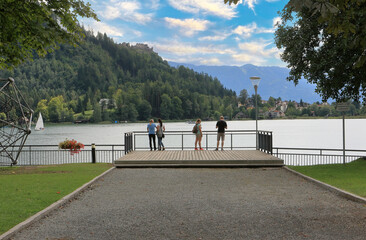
[[169, 62, 323, 103]]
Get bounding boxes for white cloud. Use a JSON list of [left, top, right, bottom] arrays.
[[233, 23, 257, 38], [233, 22, 274, 38], [199, 32, 231, 41], [148, 39, 235, 56], [101, 1, 153, 24], [83, 20, 124, 37], [146, 38, 279, 66], [167, 0, 238, 19], [147, 0, 160, 10], [201, 57, 222, 65], [272, 17, 282, 27], [164, 18, 210, 37], [236, 39, 281, 62], [243, 0, 258, 11]]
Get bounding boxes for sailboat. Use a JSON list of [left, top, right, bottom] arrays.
[[35, 112, 45, 131]]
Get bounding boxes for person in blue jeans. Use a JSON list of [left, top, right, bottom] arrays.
[[147, 119, 157, 151], [156, 118, 165, 151]]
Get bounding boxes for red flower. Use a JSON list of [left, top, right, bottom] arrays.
[[59, 139, 84, 154]]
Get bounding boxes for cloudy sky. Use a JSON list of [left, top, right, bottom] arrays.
[[82, 0, 287, 67]]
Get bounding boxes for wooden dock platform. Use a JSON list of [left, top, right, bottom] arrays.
[[114, 150, 283, 167]]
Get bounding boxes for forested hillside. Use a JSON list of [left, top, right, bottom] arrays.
[[0, 31, 237, 122]]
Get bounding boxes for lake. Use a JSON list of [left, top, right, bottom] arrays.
[[27, 119, 366, 150]]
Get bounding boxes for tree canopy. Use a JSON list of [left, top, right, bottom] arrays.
[[0, 31, 238, 122], [0, 0, 99, 70], [275, 0, 366, 102]]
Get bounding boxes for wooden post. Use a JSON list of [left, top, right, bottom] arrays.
[[91, 143, 96, 163]]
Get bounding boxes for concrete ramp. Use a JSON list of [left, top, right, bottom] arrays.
[[114, 150, 283, 167]]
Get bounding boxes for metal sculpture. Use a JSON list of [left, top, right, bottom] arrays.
[[0, 77, 33, 165]]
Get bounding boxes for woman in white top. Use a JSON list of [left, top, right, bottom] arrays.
[[156, 118, 165, 151]]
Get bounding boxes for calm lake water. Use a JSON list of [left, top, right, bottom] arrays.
[[27, 119, 366, 150]]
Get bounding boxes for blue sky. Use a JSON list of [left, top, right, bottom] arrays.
[[82, 0, 287, 67]]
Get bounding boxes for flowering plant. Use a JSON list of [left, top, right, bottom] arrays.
[[59, 139, 84, 155]]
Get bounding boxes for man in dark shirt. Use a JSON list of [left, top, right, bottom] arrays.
[[215, 116, 227, 151]]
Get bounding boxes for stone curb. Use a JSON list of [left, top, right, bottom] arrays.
[[0, 167, 115, 240], [284, 166, 366, 204]]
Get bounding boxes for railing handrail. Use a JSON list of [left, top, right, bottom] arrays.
[[131, 130, 272, 134], [273, 147, 366, 153], [8, 144, 125, 147]]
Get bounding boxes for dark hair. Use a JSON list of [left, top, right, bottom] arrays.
[[158, 118, 163, 127]]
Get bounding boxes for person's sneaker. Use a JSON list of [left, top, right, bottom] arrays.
[[221, 148, 224, 151], [195, 148, 198, 150], [214, 148, 218, 151], [200, 148, 204, 150], [163, 147, 165, 151]]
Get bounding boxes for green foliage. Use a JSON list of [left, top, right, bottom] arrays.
[[0, 31, 237, 122], [91, 102, 102, 123], [0, 164, 111, 234], [275, 0, 366, 102], [238, 89, 249, 106], [224, 0, 240, 5], [289, 159, 366, 198], [0, 0, 99, 69]]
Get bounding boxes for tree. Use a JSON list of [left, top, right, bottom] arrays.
[[137, 100, 152, 121], [274, 0, 366, 102], [268, 97, 276, 108], [238, 89, 249, 106], [171, 96, 183, 120], [48, 96, 66, 122], [1, 0, 99, 69], [35, 99, 49, 121], [160, 94, 172, 119], [91, 102, 102, 123], [285, 0, 366, 68]]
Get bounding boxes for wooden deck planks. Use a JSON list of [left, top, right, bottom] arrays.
[[114, 150, 283, 167]]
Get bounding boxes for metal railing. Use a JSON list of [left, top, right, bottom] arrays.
[[0, 144, 124, 166], [124, 132, 133, 154], [129, 130, 272, 152], [4, 134, 364, 167], [258, 131, 272, 154], [273, 147, 366, 166]]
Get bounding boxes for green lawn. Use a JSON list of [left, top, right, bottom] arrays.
[[289, 159, 366, 198], [0, 163, 112, 234]]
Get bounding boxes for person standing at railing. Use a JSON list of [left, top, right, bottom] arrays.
[[194, 119, 203, 150], [147, 119, 157, 151], [215, 116, 227, 151], [156, 118, 165, 151]]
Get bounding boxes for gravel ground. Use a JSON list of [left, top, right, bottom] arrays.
[[10, 168, 366, 240]]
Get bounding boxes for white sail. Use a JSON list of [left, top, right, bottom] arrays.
[[35, 112, 44, 131]]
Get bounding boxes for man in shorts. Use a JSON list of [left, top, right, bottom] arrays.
[[215, 116, 227, 151]]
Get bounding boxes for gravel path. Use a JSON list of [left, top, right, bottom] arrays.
[[10, 168, 366, 240]]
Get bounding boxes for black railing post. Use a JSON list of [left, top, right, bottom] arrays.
[[231, 133, 233, 150], [206, 134, 208, 150], [269, 132, 273, 154], [112, 145, 115, 162], [133, 133, 136, 151], [91, 143, 96, 163], [29, 145, 32, 165], [124, 132, 133, 154]]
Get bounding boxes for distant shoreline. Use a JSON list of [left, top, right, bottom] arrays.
[[37, 116, 366, 126]]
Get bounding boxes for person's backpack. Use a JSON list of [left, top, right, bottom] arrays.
[[192, 124, 198, 133]]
